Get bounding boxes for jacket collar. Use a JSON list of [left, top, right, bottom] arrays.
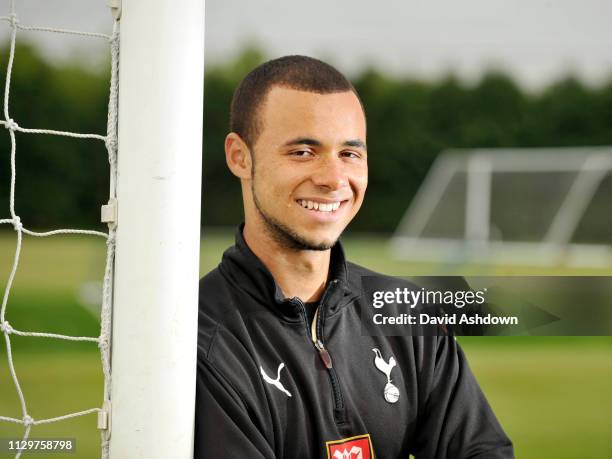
[[219, 224, 352, 322]]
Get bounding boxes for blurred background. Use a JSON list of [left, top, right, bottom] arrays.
[[1, 0, 612, 457]]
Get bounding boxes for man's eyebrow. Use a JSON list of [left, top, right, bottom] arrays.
[[343, 139, 367, 150], [283, 137, 322, 147], [283, 137, 367, 150]]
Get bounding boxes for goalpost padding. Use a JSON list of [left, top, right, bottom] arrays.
[[109, 1, 204, 457]]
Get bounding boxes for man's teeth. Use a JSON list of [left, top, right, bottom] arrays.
[[298, 200, 341, 212]]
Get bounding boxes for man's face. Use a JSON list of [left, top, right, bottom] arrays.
[[249, 86, 367, 250]]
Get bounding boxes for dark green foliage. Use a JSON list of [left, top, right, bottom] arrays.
[[2, 44, 612, 232], [0, 43, 109, 231]]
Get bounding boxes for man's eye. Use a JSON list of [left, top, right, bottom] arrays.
[[342, 151, 361, 159], [292, 150, 313, 157]]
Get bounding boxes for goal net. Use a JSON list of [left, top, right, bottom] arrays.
[[0, 1, 204, 458], [391, 147, 612, 268]]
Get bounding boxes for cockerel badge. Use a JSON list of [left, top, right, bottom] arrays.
[[372, 348, 400, 403]]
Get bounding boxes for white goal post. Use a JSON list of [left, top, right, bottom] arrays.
[[109, 0, 204, 458]]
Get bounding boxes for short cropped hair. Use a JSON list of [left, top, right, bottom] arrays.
[[230, 55, 362, 148]]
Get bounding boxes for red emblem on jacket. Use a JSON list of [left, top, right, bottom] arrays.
[[326, 434, 374, 459]]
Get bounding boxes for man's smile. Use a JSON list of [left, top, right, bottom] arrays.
[[296, 198, 347, 212], [294, 198, 351, 221]]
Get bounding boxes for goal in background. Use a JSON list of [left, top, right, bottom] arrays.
[[391, 147, 612, 268]]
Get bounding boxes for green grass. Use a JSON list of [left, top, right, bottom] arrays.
[[1, 229, 612, 457], [0, 233, 107, 292], [461, 337, 612, 458], [0, 351, 103, 459]]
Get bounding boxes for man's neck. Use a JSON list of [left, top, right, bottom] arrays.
[[243, 222, 330, 302]]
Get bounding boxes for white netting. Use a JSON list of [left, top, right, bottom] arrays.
[[0, 1, 118, 458]]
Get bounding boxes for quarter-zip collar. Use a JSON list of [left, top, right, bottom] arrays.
[[218, 224, 353, 322]]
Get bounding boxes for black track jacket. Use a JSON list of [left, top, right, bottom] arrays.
[[195, 227, 514, 458]]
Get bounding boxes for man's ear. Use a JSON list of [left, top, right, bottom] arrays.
[[225, 132, 253, 179]]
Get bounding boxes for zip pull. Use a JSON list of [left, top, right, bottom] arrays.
[[315, 340, 333, 369]]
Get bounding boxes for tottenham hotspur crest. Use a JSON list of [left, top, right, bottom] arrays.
[[372, 348, 400, 403]]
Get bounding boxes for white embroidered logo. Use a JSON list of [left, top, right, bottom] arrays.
[[333, 446, 363, 459], [372, 348, 400, 403], [260, 362, 292, 397]]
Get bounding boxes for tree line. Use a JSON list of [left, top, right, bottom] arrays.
[[1, 45, 611, 233]]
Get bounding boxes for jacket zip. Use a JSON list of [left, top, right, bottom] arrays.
[[292, 282, 346, 423]]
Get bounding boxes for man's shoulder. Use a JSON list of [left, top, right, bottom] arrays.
[[198, 265, 232, 317], [199, 264, 226, 296], [197, 266, 236, 360], [345, 260, 380, 278], [345, 259, 419, 290], [197, 265, 262, 362], [197, 265, 273, 398]]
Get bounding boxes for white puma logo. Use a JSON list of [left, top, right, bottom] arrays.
[[260, 362, 292, 397]]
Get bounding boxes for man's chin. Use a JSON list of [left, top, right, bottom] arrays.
[[289, 230, 338, 251], [299, 238, 337, 251], [252, 193, 342, 251]]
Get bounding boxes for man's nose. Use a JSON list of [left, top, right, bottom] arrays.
[[311, 155, 348, 190]]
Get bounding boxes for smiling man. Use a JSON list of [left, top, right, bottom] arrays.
[[194, 56, 513, 458]]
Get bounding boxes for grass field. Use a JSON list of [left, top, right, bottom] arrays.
[[1, 229, 611, 458]]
